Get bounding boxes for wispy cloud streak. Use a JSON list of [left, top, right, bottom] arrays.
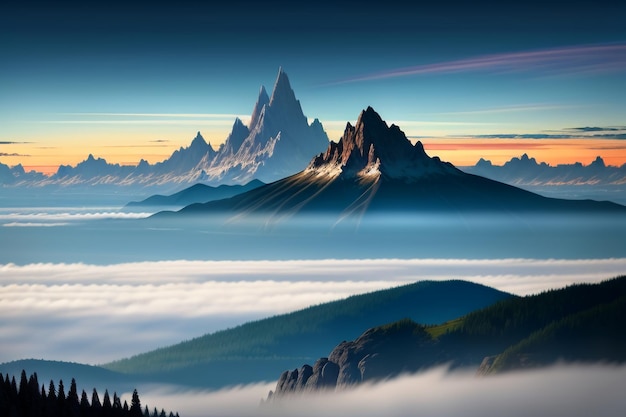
[[332, 43, 626, 84]]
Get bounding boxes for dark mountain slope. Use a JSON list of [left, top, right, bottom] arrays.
[[125, 179, 264, 207], [103, 280, 512, 387]]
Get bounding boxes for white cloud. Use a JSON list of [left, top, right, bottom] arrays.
[[3, 222, 70, 227], [0, 212, 153, 223], [1, 258, 624, 364], [137, 365, 626, 417]]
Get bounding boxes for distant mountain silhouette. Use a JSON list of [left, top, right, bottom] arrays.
[[269, 275, 626, 398], [125, 179, 264, 208], [464, 153, 626, 186], [1, 69, 329, 188], [173, 107, 626, 221]]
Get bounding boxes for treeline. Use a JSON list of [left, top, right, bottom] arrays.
[[0, 370, 180, 417]]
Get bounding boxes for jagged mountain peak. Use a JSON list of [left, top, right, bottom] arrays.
[[250, 86, 270, 129], [308, 107, 458, 180], [591, 156, 606, 167], [268, 68, 302, 116], [269, 67, 292, 103], [222, 118, 251, 155], [190, 131, 207, 147]]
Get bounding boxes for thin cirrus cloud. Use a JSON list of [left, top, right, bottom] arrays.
[[1, 258, 624, 364], [43, 113, 252, 126], [332, 43, 626, 84], [432, 103, 582, 116]]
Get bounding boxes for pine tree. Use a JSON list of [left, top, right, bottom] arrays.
[[112, 392, 122, 417], [47, 380, 57, 417], [102, 389, 112, 411], [130, 389, 143, 417], [18, 370, 30, 417], [67, 378, 80, 417], [80, 390, 91, 416], [0, 374, 9, 417], [91, 388, 102, 417], [91, 388, 101, 408], [143, 405, 150, 417], [57, 380, 66, 417]]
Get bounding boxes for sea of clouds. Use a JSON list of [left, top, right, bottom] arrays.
[[1, 258, 625, 364]]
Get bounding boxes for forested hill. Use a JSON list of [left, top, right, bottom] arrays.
[[103, 280, 512, 387], [269, 275, 626, 397]]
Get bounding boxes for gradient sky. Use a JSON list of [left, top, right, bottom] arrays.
[[1, 1, 625, 173]]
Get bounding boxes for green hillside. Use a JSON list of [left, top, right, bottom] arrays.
[[103, 280, 512, 386], [442, 274, 626, 364], [271, 276, 626, 394]]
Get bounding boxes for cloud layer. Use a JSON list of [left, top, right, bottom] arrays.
[[137, 365, 626, 417], [1, 258, 625, 364]]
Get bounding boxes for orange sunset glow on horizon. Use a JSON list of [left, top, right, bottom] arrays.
[[7, 136, 626, 177]]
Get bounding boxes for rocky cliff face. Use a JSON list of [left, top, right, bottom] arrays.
[[267, 319, 438, 400], [307, 106, 460, 181]]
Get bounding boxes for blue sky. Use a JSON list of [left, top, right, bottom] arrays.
[[1, 1, 625, 170]]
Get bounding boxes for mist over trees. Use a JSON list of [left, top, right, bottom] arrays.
[[0, 370, 179, 417]]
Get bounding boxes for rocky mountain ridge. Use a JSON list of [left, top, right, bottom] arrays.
[[176, 107, 626, 219], [1, 69, 329, 188]]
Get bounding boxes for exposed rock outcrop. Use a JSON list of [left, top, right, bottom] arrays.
[[267, 319, 439, 400]]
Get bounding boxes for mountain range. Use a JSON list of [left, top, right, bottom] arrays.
[[170, 106, 625, 222], [0, 69, 329, 189], [464, 153, 626, 186], [125, 179, 264, 208], [461, 154, 626, 205]]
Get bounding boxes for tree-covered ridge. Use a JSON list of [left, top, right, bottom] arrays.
[[484, 294, 626, 373], [270, 276, 626, 396], [0, 370, 179, 417], [441, 275, 626, 361], [104, 280, 513, 375]]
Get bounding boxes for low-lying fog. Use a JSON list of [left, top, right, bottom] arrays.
[[2, 210, 626, 264], [136, 364, 626, 417]]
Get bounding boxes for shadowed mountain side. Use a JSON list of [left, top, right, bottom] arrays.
[[102, 280, 512, 388], [164, 107, 626, 222], [268, 276, 626, 398], [125, 179, 264, 208], [177, 170, 624, 218]]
